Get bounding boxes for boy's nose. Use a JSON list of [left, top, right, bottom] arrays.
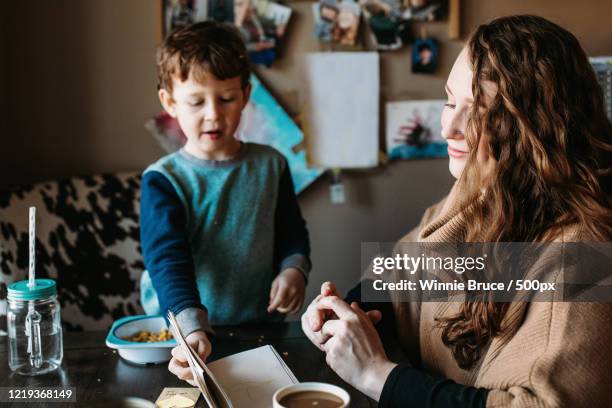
[[204, 101, 221, 121]]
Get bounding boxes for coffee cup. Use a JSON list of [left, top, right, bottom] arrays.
[[273, 382, 350, 408]]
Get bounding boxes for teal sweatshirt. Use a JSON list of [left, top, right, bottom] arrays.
[[140, 143, 310, 334]]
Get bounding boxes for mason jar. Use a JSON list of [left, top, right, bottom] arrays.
[[7, 279, 63, 375]]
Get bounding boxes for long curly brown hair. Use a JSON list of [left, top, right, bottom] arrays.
[[437, 15, 612, 370]]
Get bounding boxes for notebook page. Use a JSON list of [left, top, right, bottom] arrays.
[[207, 345, 299, 408], [167, 312, 218, 408]]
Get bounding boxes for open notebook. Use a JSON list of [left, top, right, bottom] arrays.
[[167, 312, 299, 408]]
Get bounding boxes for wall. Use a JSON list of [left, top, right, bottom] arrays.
[[2, 0, 611, 311], [0, 4, 9, 148], [1, 1, 164, 187]]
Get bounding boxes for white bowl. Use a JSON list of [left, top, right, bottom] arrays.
[[105, 315, 177, 365]]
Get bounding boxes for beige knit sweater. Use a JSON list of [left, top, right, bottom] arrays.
[[388, 188, 612, 407]]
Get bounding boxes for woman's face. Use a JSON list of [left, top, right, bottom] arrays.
[[441, 48, 472, 179], [442, 47, 497, 180]]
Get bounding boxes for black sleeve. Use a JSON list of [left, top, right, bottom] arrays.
[[379, 364, 489, 408], [274, 161, 311, 279], [345, 281, 490, 408]]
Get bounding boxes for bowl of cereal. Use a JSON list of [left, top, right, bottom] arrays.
[[105, 315, 177, 365]]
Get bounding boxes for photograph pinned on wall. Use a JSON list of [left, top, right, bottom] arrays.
[[145, 75, 323, 194], [589, 57, 612, 121], [300, 52, 380, 168], [401, 0, 447, 22], [163, 0, 208, 34], [411, 37, 438, 74], [360, 0, 446, 51], [360, 0, 411, 51], [236, 75, 324, 193], [313, 0, 361, 46], [162, 0, 292, 66], [386, 100, 448, 160], [231, 0, 292, 65]]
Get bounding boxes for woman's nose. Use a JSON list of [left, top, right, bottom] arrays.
[[441, 109, 466, 140]]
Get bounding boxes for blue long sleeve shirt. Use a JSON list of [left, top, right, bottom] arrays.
[[139, 143, 310, 334]]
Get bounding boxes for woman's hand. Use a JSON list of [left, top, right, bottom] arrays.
[[168, 330, 212, 386], [301, 282, 342, 350], [316, 296, 397, 401], [301, 281, 383, 350], [267, 268, 306, 314]]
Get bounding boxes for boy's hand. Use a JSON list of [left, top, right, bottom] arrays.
[[267, 268, 306, 314], [168, 330, 212, 386]]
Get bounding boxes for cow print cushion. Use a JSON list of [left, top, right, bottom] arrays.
[[0, 173, 145, 331]]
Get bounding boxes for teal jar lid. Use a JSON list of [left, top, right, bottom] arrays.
[[7, 279, 57, 301]]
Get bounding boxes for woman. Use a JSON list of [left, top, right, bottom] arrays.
[[302, 15, 612, 407]]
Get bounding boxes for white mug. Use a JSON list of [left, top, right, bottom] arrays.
[[273, 382, 350, 408], [88, 397, 155, 408], [121, 397, 156, 408]]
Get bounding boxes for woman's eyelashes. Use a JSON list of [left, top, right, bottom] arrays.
[[444, 103, 456, 109]]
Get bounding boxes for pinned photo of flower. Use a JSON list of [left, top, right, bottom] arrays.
[[386, 100, 448, 160]]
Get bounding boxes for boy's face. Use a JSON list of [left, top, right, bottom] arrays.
[[159, 71, 250, 160], [420, 48, 432, 64]]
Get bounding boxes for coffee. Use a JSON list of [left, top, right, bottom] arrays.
[[279, 390, 344, 408]]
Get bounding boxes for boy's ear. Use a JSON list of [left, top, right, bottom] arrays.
[[158, 88, 177, 118], [242, 83, 252, 108]]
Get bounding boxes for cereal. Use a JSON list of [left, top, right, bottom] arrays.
[[123, 329, 173, 342]]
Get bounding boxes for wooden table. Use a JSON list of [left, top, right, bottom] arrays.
[[0, 322, 378, 407]]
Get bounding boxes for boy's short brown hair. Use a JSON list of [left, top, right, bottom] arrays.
[[157, 21, 251, 92]]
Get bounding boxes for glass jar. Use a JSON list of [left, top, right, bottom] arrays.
[[7, 279, 63, 376]]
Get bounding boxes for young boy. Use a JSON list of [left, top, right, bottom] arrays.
[[139, 21, 311, 381]]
